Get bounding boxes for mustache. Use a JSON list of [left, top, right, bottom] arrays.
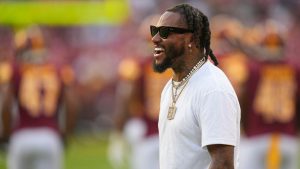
[[155, 44, 165, 50]]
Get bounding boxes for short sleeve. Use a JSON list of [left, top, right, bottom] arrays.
[[198, 91, 239, 148]]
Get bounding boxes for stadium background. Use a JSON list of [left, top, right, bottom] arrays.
[[0, 0, 299, 169]]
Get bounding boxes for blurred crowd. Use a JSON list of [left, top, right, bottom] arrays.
[[0, 0, 300, 169]]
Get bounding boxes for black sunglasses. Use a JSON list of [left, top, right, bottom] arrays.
[[150, 25, 193, 39]]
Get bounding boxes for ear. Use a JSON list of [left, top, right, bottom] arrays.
[[185, 33, 194, 50], [186, 33, 194, 45]]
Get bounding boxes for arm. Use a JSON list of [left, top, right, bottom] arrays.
[[59, 65, 78, 138], [114, 58, 142, 131], [1, 85, 13, 141], [62, 86, 78, 136], [225, 34, 284, 61], [114, 79, 133, 131], [207, 144, 235, 169]]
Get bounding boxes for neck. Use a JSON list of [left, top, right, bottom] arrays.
[[172, 55, 205, 82]]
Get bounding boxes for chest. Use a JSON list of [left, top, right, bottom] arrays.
[[158, 86, 201, 140]]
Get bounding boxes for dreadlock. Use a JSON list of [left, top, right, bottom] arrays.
[[167, 4, 218, 66]]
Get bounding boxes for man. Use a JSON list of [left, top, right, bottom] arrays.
[[1, 26, 77, 169], [151, 4, 240, 169]]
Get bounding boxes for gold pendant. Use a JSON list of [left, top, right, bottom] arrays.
[[168, 105, 177, 120]]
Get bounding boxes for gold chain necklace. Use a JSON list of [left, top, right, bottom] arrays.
[[171, 57, 206, 90], [167, 57, 206, 120]]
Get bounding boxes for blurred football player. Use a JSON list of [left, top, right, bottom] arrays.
[[108, 14, 172, 169], [227, 19, 300, 169], [1, 26, 77, 169]]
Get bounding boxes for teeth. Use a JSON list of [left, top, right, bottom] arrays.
[[154, 47, 165, 56], [154, 47, 164, 52]]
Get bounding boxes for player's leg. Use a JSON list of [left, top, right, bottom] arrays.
[[239, 135, 269, 169], [8, 130, 33, 169], [280, 135, 298, 169], [33, 128, 63, 169]]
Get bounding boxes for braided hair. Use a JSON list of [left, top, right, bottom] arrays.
[[167, 4, 218, 65]]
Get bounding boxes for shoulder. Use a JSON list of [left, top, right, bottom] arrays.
[[191, 61, 236, 95], [118, 57, 142, 82]]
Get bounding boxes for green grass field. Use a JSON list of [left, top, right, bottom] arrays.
[[0, 133, 128, 169], [0, 150, 5, 169], [1, 134, 299, 169]]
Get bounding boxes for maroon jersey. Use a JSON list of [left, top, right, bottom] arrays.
[[11, 63, 66, 134], [243, 59, 300, 137]]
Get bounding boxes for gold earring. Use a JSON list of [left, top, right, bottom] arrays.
[[188, 44, 192, 52]]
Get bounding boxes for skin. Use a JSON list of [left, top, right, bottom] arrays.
[[152, 11, 199, 81], [208, 144, 235, 169], [152, 11, 235, 169]]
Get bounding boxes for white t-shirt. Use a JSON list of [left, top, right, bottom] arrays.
[[158, 61, 240, 169]]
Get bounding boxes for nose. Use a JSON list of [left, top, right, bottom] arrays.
[[151, 33, 162, 44]]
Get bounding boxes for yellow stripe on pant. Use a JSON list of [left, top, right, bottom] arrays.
[[266, 134, 281, 169]]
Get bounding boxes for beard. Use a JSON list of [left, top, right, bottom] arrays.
[[153, 44, 184, 73]]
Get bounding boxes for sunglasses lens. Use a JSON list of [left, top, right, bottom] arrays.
[[159, 27, 169, 39], [150, 26, 170, 39], [150, 26, 158, 37]]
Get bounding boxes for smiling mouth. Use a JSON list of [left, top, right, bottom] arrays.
[[154, 47, 165, 57]]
